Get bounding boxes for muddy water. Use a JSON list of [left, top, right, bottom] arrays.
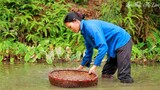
[[0, 62, 160, 90]]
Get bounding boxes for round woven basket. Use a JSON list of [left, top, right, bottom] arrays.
[[48, 69, 98, 88]]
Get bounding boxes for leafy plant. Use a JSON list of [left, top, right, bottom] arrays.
[[0, 0, 159, 65], [73, 0, 88, 4], [132, 31, 160, 63], [100, 0, 159, 43]]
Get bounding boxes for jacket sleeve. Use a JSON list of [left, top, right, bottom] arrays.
[[81, 40, 93, 67], [87, 24, 108, 66]]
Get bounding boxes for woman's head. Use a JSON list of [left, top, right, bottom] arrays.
[[64, 12, 85, 33]]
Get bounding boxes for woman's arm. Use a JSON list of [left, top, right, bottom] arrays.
[[87, 24, 108, 66], [80, 40, 93, 67]]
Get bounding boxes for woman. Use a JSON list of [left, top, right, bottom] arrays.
[[64, 11, 134, 83]]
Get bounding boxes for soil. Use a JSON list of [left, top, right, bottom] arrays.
[[66, 0, 103, 19], [51, 70, 97, 81]]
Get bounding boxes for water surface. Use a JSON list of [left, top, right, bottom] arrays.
[[0, 62, 160, 90]]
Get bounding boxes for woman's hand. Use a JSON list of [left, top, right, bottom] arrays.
[[89, 65, 97, 74], [77, 65, 84, 70]]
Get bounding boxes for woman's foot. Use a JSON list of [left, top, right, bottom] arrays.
[[101, 73, 113, 79], [120, 78, 134, 83]]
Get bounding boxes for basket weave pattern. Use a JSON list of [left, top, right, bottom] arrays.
[[48, 69, 98, 88]]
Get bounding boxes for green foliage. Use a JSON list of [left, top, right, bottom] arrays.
[[100, 0, 159, 43], [0, 0, 159, 64], [73, 0, 88, 4], [101, 0, 123, 24], [132, 31, 160, 62], [0, 39, 84, 64], [101, 0, 160, 63], [0, 0, 70, 44], [0, 0, 86, 64], [0, 56, 3, 62]]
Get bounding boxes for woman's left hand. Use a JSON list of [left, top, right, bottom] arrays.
[[89, 65, 97, 74], [77, 65, 84, 70]]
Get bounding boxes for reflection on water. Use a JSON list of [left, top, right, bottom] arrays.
[[0, 62, 160, 90]]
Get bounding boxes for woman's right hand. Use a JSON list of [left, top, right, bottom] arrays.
[[77, 65, 84, 70]]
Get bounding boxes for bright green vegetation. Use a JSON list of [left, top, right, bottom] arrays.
[[100, 0, 160, 63], [0, 0, 160, 64], [0, 0, 84, 64]]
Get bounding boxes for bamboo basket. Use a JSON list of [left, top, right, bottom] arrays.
[[48, 69, 98, 88]]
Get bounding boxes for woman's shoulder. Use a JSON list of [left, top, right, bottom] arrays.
[[84, 19, 103, 22], [84, 19, 112, 25], [83, 19, 102, 26]]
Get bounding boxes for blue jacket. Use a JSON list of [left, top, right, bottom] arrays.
[[80, 20, 131, 67]]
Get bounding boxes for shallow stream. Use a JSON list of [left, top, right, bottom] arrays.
[[0, 62, 160, 90]]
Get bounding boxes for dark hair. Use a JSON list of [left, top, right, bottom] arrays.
[[64, 11, 85, 23]]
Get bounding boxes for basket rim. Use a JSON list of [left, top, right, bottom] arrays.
[[48, 69, 98, 82]]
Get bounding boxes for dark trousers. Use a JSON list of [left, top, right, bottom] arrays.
[[102, 39, 133, 81]]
